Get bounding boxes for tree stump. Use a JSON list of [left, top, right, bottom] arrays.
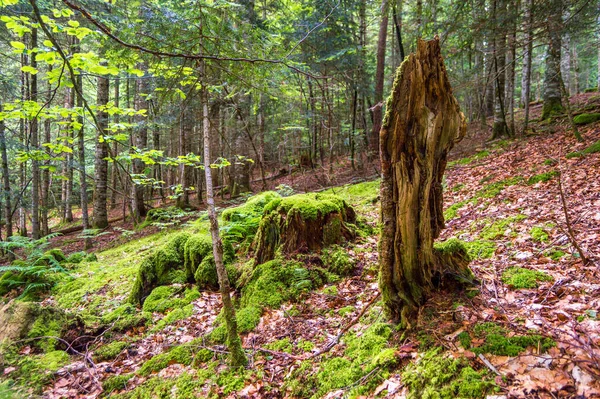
[[253, 193, 356, 264], [379, 38, 475, 328]]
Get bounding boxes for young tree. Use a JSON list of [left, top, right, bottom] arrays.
[[370, 0, 390, 158], [379, 39, 474, 328], [93, 64, 110, 228], [542, 0, 564, 119]]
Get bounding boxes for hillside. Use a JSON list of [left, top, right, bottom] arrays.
[[1, 94, 599, 399]]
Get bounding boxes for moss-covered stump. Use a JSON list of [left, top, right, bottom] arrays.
[[254, 193, 356, 264], [183, 234, 236, 290], [128, 232, 190, 306]]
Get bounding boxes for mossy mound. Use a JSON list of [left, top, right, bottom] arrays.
[[183, 234, 236, 289], [254, 193, 356, 264], [573, 113, 600, 125], [142, 286, 200, 313], [129, 232, 191, 306], [402, 347, 496, 399], [527, 170, 559, 185]]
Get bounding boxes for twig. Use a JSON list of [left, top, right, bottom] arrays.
[[478, 353, 502, 376], [309, 291, 381, 359], [556, 168, 589, 264]]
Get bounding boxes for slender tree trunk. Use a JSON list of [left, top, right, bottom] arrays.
[[380, 39, 473, 328], [492, 0, 510, 139], [542, 0, 564, 119], [177, 109, 190, 208], [110, 77, 119, 209], [30, 28, 40, 239], [506, 0, 517, 135], [201, 85, 247, 367], [370, 0, 390, 159], [93, 66, 110, 228], [521, 0, 533, 134], [19, 53, 27, 237], [0, 112, 13, 251], [132, 66, 148, 220]]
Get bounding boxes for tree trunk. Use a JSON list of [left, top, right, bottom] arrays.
[[30, 28, 40, 239], [63, 85, 74, 223], [542, 0, 564, 119], [0, 111, 13, 252], [110, 77, 120, 209], [74, 60, 91, 249], [41, 68, 52, 236], [521, 0, 533, 134], [370, 0, 390, 158], [491, 0, 510, 139], [132, 65, 148, 220], [379, 39, 474, 328], [201, 85, 247, 367], [93, 66, 110, 228]]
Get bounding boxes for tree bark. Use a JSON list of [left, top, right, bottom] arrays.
[[521, 0, 533, 134], [30, 28, 40, 239], [110, 77, 120, 209], [379, 39, 474, 328], [0, 110, 13, 250], [132, 65, 148, 220], [370, 0, 389, 159], [93, 65, 110, 228], [491, 0, 510, 139], [542, 0, 564, 119], [201, 85, 247, 367]]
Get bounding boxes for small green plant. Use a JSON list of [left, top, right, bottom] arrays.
[[0, 234, 69, 298], [530, 226, 549, 243], [501, 267, 553, 289]]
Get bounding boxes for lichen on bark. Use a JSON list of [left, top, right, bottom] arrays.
[[379, 38, 476, 328]]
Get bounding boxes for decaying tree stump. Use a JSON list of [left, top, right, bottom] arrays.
[[379, 38, 475, 328], [253, 193, 356, 264]]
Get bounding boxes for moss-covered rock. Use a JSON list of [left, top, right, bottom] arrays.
[[142, 286, 200, 314], [0, 301, 75, 352], [573, 113, 600, 125], [128, 233, 191, 306], [254, 193, 356, 264]]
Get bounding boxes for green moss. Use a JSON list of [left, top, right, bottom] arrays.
[[235, 305, 262, 333], [547, 249, 566, 261], [402, 348, 496, 399], [566, 139, 600, 158], [315, 323, 395, 397], [434, 238, 471, 259], [27, 308, 69, 352], [530, 227, 550, 243], [457, 331, 471, 349], [153, 304, 195, 331], [94, 340, 129, 362], [444, 200, 469, 220], [477, 177, 523, 199], [573, 113, 600, 125], [102, 373, 133, 394], [448, 150, 490, 167], [502, 267, 553, 289], [222, 191, 281, 222], [541, 98, 563, 120], [543, 159, 557, 166], [471, 322, 555, 356], [215, 368, 248, 394], [527, 170, 560, 185], [1, 349, 71, 394], [111, 371, 211, 399], [142, 286, 200, 314], [44, 248, 67, 263], [101, 303, 149, 331], [265, 337, 293, 353], [463, 240, 497, 259], [479, 214, 526, 240], [338, 306, 355, 317], [263, 193, 347, 221], [322, 285, 338, 296], [138, 345, 193, 376], [322, 246, 355, 277], [297, 339, 315, 352], [323, 180, 380, 214]]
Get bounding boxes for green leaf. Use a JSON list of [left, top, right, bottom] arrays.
[[10, 41, 26, 50], [21, 65, 39, 75]]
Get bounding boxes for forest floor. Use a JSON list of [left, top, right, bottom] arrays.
[[2, 93, 600, 399]]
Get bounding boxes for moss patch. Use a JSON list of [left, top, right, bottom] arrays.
[[94, 340, 129, 362], [321, 245, 355, 276], [530, 227, 549, 243], [448, 150, 490, 167], [0, 348, 70, 394], [142, 286, 200, 314], [527, 170, 559, 185], [470, 322, 555, 356], [573, 113, 600, 125], [111, 371, 211, 399], [138, 345, 193, 376], [402, 347, 495, 399], [501, 267, 553, 289], [479, 214, 526, 240], [566, 139, 600, 158], [102, 373, 133, 394]]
